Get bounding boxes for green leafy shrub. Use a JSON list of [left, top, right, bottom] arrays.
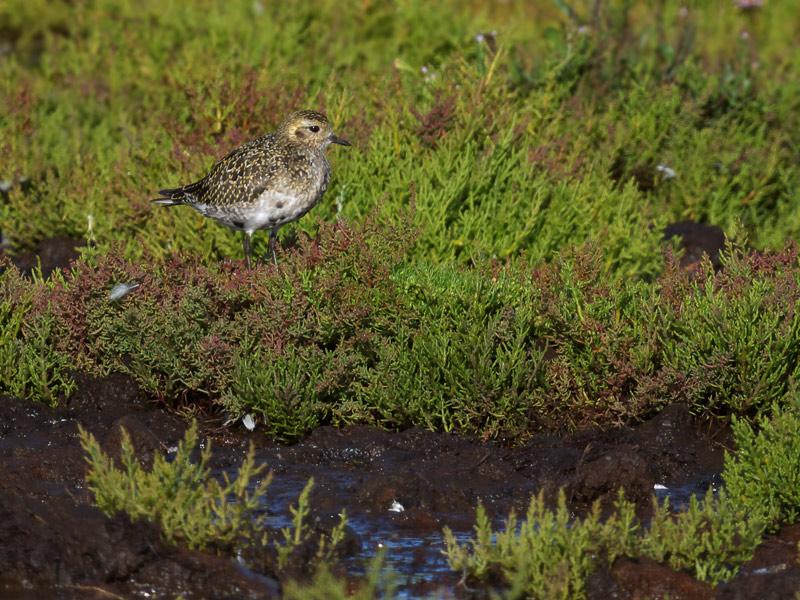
[[445, 487, 764, 598], [724, 399, 800, 530], [527, 248, 667, 429], [444, 490, 639, 598], [0, 263, 75, 403], [3, 0, 800, 438], [80, 420, 271, 549], [2, 0, 799, 275], [3, 230, 799, 441], [225, 344, 331, 442], [661, 245, 800, 414], [81, 419, 349, 573], [641, 489, 765, 584], [356, 263, 546, 435], [274, 478, 348, 570]]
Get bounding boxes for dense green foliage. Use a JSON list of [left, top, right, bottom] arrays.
[[4, 234, 800, 441], [81, 421, 272, 549], [0, 266, 76, 402], [81, 421, 347, 565], [2, 0, 799, 275], [5, 0, 800, 594], [642, 489, 765, 583], [3, 0, 799, 434], [444, 488, 765, 597], [724, 399, 800, 531]]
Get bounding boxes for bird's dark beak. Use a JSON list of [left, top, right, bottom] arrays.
[[329, 134, 351, 147]]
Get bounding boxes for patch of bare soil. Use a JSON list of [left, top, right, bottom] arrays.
[[0, 373, 279, 599], [663, 221, 726, 269], [4, 235, 84, 278]]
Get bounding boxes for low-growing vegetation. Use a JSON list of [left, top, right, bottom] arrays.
[[81, 421, 347, 570], [4, 232, 800, 441], [724, 399, 800, 531], [642, 489, 764, 584], [3, 0, 799, 437], [0, 265, 76, 403], [445, 488, 765, 597], [4, 0, 800, 595], [81, 420, 271, 549], [1, 0, 799, 275]]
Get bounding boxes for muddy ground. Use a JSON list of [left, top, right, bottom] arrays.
[[2, 233, 800, 599], [2, 372, 799, 599]]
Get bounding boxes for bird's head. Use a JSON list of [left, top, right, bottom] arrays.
[[278, 110, 351, 150]]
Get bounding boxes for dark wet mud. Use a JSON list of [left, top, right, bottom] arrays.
[[3, 235, 84, 278], [214, 403, 727, 597], [2, 373, 798, 599], [663, 221, 726, 269], [0, 374, 278, 599]]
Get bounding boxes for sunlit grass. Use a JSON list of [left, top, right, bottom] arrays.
[[1, 0, 798, 276]]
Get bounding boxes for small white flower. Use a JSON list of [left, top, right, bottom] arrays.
[[389, 499, 405, 513], [653, 483, 668, 490], [242, 413, 256, 431], [656, 164, 677, 179], [420, 65, 437, 82], [335, 184, 348, 215]]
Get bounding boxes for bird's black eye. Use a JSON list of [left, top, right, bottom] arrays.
[[309, 125, 320, 132]]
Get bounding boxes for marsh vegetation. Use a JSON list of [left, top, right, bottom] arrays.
[[2, 0, 800, 597]]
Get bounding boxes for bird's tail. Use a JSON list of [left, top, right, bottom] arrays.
[[151, 181, 202, 206]]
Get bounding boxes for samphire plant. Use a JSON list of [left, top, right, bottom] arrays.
[[723, 398, 800, 531], [13, 234, 799, 443], [444, 488, 765, 598], [80, 420, 347, 567], [80, 420, 271, 549]]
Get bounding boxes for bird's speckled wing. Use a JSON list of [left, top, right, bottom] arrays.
[[192, 134, 282, 208]]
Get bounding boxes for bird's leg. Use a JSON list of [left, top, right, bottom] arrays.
[[242, 231, 253, 269], [268, 228, 279, 266]]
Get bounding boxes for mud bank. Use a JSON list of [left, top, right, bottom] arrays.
[[2, 372, 797, 598]]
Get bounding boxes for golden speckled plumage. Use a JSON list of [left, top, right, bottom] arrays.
[[153, 110, 350, 266]]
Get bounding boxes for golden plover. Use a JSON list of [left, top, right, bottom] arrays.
[[153, 110, 350, 266]]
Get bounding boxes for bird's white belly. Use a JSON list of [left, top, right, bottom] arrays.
[[243, 191, 309, 233]]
